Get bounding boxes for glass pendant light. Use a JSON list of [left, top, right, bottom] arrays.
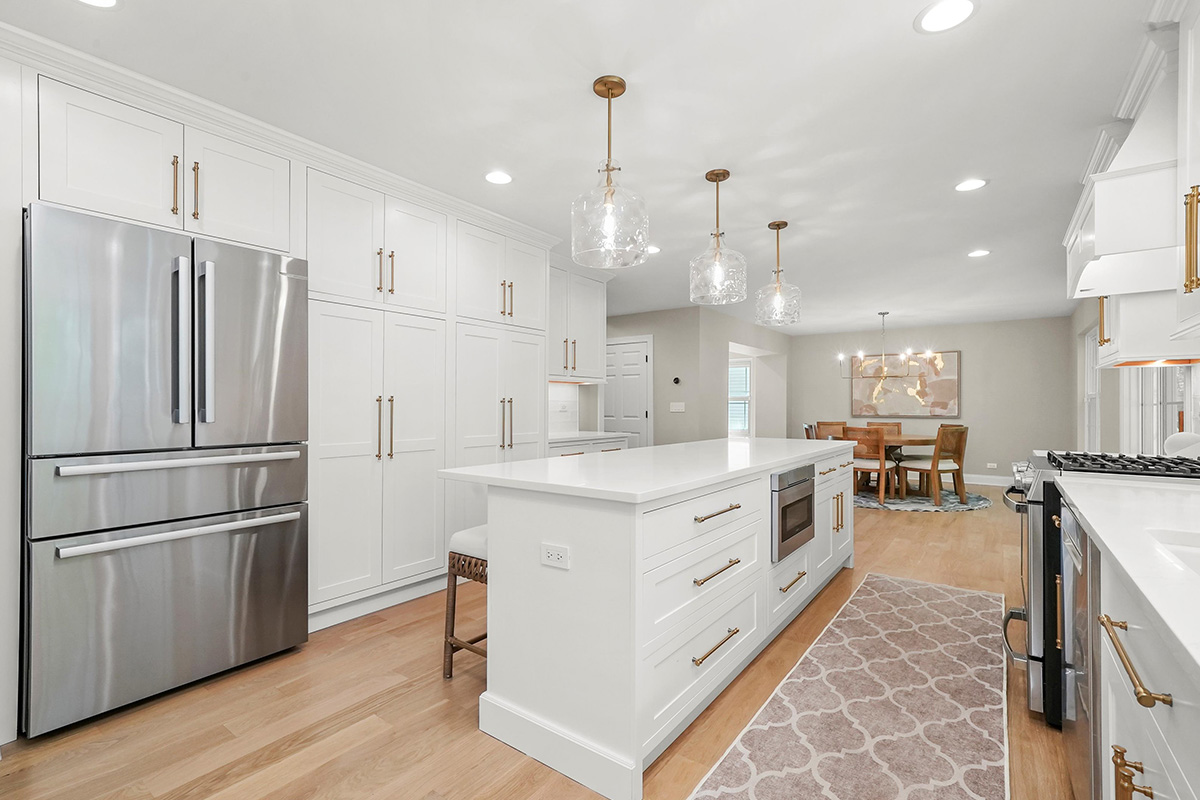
[[689, 169, 747, 304], [571, 76, 650, 269], [754, 220, 802, 326]]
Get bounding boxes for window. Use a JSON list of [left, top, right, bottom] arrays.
[[729, 359, 752, 438], [1123, 364, 1195, 454]]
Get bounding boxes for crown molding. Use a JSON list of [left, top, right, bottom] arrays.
[[1080, 122, 1132, 183], [1062, 175, 1095, 248], [1114, 36, 1171, 120], [1146, 0, 1190, 26], [0, 22, 560, 250]]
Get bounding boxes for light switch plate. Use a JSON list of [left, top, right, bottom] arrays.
[[670, 402, 685, 413]]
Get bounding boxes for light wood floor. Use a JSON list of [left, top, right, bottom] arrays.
[[0, 485, 1073, 800]]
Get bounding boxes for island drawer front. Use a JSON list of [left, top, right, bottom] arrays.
[[642, 520, 763, 648], [549, 443, 595, 457], [642, 478, 765, 560], [769, 549, 811, 624], [815, 453, 852, 487], [1100, 563, 1200, 767], [642, 577, 764, 750]]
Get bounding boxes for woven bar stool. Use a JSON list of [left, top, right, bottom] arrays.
[[443, 524, 488, 679]]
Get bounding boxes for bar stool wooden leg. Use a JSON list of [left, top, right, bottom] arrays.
[[443, 567, 459, 679]]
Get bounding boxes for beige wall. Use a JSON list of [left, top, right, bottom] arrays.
[[607, 308, 790, 444], [787, 316, 1075, 478], [1070, 300, 1121, 451]]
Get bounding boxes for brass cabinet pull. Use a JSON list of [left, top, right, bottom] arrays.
[[572, 339, 577, 371], [171, 155, 179, 215], [693, 557, 741, 587], [191, 161, 200, 220], [838, 492, 845, 531], [1099, 614, 1173, 708], [499, 398, 506, 450], [563, 338, 569, 372], [780, 570, 808, 593], [692, 627, 740, 667], [507, 281, 514, 317], [694, 503, 741, 524], [839, 461, 853, 468], [819, 467, 837, 476], [507, 398, 513, 448], [376, 249, 384, 293], [1186, 185, 1199, 294], [388, 251, 396, 294], [387, 396, 395, 459], [1098, 296, 1112, 346], [1052, 514, 1062, 529], [560, 451, 585, 457], [375, 396, 382, 460], [500, 280, 507, 316], [601, 447, 621, 452], [1055, 574, 1063, 649], [1114, 747, 1154, 799], [1113, 746, 1144, 776]]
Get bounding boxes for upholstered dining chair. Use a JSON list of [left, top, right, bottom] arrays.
[[898, 425, 968, 506], [815, 421, 846, 440], [844, 426, 897, 505]]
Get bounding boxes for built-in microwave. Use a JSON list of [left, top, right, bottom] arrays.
[[771, 465, 815, 562]]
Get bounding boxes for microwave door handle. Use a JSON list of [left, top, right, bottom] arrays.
[[172, 256, 190, 424], [198, 260, 216, 423]]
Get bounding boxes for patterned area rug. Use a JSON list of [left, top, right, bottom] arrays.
[[853, 490, 993, 512], [689, 574, 1008, 800]]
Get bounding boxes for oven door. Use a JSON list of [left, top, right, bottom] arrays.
[[772, 478, 814, 562]]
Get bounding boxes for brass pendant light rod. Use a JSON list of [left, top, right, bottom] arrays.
[[706, 169, 730, 249], [593, 76, 626, 185], [768, 220, 787, 286]]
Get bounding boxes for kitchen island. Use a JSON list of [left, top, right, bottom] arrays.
[[439, 437, 856, 800]]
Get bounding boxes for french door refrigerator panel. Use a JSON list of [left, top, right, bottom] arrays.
[[26, 203, 194, 456], [23, 504, 308, 737], [193, 237, 307, 448]]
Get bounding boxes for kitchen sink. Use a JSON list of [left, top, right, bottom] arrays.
[[1149, 529, 1200, 575]]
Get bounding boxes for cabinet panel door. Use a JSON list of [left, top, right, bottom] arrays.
[[505, 239, 548, 331], [834, 477, 854, 561], [1180, 7, 1200, 336], [811, 486, 835, 578], [385, 197, 447, 313], [382, 313, 446, 583], [456, 222, 508, 324], [307, 170, 386, 302], [309, 302, 384, 603], [504, 330, 546, 463], [184, 129, 290, 251], [454, 324, 505, 530], [548, 267, 569, 377], [568, 273, 606, 379], [38, 77, 184, 229]]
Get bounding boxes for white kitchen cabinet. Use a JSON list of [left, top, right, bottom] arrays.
[[307, 169, 386, 302], [309, 300, 447, 604], [833, 471, 854, 561], [38, 77, 184, 230], [548, 267, 607, 380], [1178, 5, 1200, 337], [385, 196, 447, 313], [456, 221, 547, 330], [183, 129, 290, 251], [811, 481, 835, 577], [1096, 291, 1200, 367], [548, 268, 569, 376]]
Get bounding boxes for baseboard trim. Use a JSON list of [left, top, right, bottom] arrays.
[[964, 474, 1011, 487], [307, 573, 446, 633]]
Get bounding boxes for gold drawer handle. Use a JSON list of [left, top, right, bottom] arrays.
[[192, 161, 200, 220], [839, 461, 853, 468], [1186, 185, 1199, 294], [819, 467, 837, 476], [560, 451, 585, 457], [171, 155, 180, 215], [1112, 746, 1144, 775], [694, 557, 741, 587], [1098, 615, 1173, 708], [692, 627, 740, 667], [694, 503, 741, 524], [600, 447, 622, 453], [779, 570, 807, 593]]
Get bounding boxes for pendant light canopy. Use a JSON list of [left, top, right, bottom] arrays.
[[689, 169, 747, 305], [754, 220, 802, 326], [571, 76, 650, 270]]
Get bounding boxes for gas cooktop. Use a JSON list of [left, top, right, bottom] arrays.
[[1047, 451, 1200, 478]]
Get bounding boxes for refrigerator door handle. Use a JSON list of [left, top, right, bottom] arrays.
[[55, 511, 302, 559], [198, 260, 216, 423], [55, 449, 301, 477], [173, 256, 190, 424]]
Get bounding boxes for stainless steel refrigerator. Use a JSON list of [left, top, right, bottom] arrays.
[[22, 203, 309, 737]]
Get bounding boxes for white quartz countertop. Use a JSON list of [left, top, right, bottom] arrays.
[[439, 437, 853, 504], [1056, 474, 1200, 680], [548, 430, 634, 444]]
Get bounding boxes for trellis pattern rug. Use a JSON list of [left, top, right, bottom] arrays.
[[853, 490, 993, 512], [689, 574, 1008, 800]]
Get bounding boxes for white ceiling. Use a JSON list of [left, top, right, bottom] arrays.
[[0, 0, 1151, 333]]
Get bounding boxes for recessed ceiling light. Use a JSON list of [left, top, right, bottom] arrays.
[[967, 249, 990, 257], [485, 171, 512, 185], [955, 178, 987, 192], [77, 0, 117, 6], [914, 0, 976, 33], [646, 245, 661, 254]]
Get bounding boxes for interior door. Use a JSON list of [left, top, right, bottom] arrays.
[[504, 330, 546, 462], [604, 340, 650, 447], [385, 196, 447, 313], [193, 238, 308, 448], [309, 301, 384, 603], [505, 238, 548, 331], [568, 273, 605, 378], [382, 312, 446, 583], [454, 323, 505, 530], [307, 169, 386, 302], [548, 267, 569, 377], [26, 204, 193, 456], [184, 129, 291, 252], [456, 222, 507, 324]]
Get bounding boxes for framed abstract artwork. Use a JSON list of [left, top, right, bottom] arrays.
[[849, 351, 960, 418]]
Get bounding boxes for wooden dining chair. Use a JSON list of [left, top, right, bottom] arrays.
[[898, 425, 968, 506], [815, 421, 846, 440], [803, 423, 818, 440], [866, 421, 901, 435], [844, 426, 897, 505]]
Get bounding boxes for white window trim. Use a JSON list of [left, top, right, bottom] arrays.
[[729, 357, 753, 438]]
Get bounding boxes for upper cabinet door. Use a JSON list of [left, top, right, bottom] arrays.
[[184, 129, 290, 251], [384, 197, 447, 313], [567, 273, 606, 380], [38, 77, 184, 230], [307, 170, 386, 302], [456, 221, 508, 324], [548, 267, 569, 377], [505, 239, 548, 331], [1180, 7, 1200, 337]]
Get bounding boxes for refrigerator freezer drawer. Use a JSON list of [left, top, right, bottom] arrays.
[[23, 505, 308, 737], [27, 445, 308, 539]]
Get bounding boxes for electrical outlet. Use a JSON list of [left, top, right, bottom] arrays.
[[986, 463, 997, 470], [541, 543, 570, 569], [670, 402, 685, 413]]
